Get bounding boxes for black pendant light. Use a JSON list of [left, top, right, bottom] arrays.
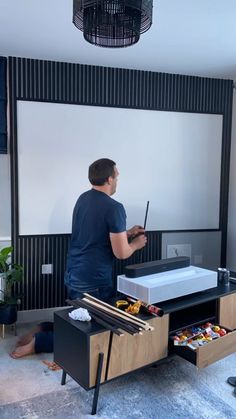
[[73, 0, 153, 48]]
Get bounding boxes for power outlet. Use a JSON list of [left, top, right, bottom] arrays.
[[167, 244, 192, 259], [42, 264, 53, 274]]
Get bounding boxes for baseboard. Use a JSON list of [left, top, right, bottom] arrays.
[[17, 306, 67, 324]]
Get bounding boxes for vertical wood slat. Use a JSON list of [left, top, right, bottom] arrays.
[[15, 235, 70, 310], [8, 57, 233, 309]]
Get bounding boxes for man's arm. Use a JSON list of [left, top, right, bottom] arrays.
[[110, 231, 147, 259]]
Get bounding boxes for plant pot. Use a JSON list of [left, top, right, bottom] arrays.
[[0, 304, 17, 325]]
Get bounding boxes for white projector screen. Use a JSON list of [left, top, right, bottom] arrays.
[[17, 101, 223, 235]]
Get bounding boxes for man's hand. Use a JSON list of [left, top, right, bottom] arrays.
[[131, 234, 147, 250], [127, 225, 145, 239]]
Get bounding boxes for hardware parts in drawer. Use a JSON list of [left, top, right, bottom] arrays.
[[170, 322, 236, 368]]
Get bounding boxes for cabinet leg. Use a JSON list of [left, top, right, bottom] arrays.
[[91, 352, 104, 415], [61, 370, 67, 385]]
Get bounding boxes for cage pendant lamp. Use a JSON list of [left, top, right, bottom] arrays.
[[73, 0, 153, 48]]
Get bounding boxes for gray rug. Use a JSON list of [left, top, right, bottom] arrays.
[[1, 357, 236, 419]]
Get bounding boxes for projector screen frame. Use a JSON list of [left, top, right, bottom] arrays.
[[16, 100, 223, 236]]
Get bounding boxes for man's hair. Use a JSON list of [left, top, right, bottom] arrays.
[[88, 158, 116, 186]]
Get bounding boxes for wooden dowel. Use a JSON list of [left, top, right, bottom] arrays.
[[82, 298, 142, 332], [83, 297, 153, 331], [90, 313, 124, 336], [83, 298, 148, 331], [68, 299, 139, 335], [84, 293, 148, 324], [84, 293, 152, 329], [80, 299, 140, 335], [80, 300, 139, 335], [68, 299, 123, 334]]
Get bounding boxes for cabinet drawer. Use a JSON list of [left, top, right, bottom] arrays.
[[172, 327, 236, 368]]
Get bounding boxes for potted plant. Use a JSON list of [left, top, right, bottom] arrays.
[[0, 246, 23, 325]]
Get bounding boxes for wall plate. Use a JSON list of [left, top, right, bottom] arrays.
[[167, 243, 192, 259]]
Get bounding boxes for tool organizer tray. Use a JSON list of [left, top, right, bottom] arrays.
[[170, 324, 236, 368]]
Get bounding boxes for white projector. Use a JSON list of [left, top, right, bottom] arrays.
[[117, 266, 217, 304]]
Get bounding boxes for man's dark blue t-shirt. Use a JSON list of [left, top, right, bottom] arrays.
[[66, 189, 126, 292]]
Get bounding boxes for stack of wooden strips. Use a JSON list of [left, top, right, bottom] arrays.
[[67, 293, 154, 337]]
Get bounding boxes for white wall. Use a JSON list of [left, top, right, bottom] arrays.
[[17, 101, 223, 235], [227, 86, 236, 271], [0, 154, 11, 240]]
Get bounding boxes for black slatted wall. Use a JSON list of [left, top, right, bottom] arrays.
[[0, 57, 7, 153], [8, 57, 233, 310]]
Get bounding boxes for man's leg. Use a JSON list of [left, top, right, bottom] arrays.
[[10, 329, 54, 358], [16, 322, 53, 347], [65, 270, 99, 300], [10, 337, 35, 358], [67, 287, 86, 300], [16, 325, 41, 347], [34, 331, 54, 353], [98, 286, 115, 302]]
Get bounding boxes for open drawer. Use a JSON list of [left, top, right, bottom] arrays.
[[171, 327, 236, 368]]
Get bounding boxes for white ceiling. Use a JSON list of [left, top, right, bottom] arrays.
[[0, 0, 236, 79]]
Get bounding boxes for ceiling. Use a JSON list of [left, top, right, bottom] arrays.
[[0, 0, 236, 79]]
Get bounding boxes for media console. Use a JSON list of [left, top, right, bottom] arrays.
[[54, 283, 236, 415]]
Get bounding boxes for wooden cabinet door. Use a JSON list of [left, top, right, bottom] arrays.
[[89, 331, 110, 387], [107, 314, 169, 380], [219, 294, 236, 329]]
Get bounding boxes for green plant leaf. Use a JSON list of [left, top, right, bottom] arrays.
[[0, 246, 13, 258], [0, 246, 13, 272], [0, 246, 23, 305]]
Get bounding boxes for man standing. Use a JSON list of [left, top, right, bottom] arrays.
[[65, 158, 147, 301]]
